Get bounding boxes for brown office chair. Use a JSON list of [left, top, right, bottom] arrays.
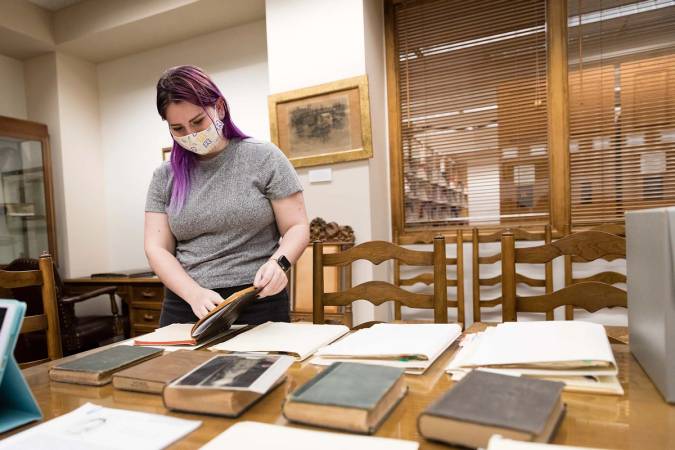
[[501, 229, 627, 321], [0, 253, 62, 367], [564, 224, 626, 320], [313, 236, 449, 324], [6, 257, 124, 357], [393, 231, 465, 327], [472, 226, 553, 321]]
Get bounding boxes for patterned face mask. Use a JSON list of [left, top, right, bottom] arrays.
[[173, 118, 225, 155]]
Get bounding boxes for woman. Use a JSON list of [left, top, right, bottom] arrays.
[[144, 65, 309, 326]]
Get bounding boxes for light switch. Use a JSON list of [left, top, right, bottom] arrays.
[[308, 168, 332, 183]]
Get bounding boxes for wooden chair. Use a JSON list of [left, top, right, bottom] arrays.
[[0, 253, 62, 367], [313, 237, 448, 324], [472, 226, 553, 321], [6, 257, 124, 356], [393, 231, 464, 327], [501, 230, 627, 321], [564, 224, 626, 320]]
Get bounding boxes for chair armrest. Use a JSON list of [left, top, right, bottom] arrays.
[[61, 286, 118, 304]]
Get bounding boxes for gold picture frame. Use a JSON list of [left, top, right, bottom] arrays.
[[268, 75, 373, 169]]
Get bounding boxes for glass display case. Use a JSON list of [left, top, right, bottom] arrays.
[[0, 116, 56, 264]]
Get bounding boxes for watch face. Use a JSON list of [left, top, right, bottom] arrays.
[[277, 255, 291, 271]]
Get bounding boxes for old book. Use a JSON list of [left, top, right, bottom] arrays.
[[312, 323, 462, 374], [190, 286, 260, 342], [163, 354, 293, 417], [418, 370, 565, 449], [91, 268, 155, 278], [133, 323, 248, 347], [112, 350, 217, 394], [49, 346, 163, 386], [283, 362, 407, 434], [210, 321, 349, 361]]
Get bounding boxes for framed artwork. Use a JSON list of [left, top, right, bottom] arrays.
[[268, 75, 373, 168], [162, 147, 172, 161]]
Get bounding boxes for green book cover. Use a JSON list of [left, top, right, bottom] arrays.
[[290, 362, 404, 410], [54, 346, 162, 373]]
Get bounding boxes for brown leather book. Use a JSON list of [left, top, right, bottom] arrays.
[[112, 350, 216, 394], [49, 346, 163, 386], [418, 370, 565, 449], [163, 354, 292, 417], [283, 362, 407, 434]]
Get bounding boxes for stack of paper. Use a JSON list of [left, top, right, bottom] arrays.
[[0, 403, 200, 450], [446, 321, 623, 395], [200, 421, 419, 450], [312, 323, 462, 374], [209, 321, 349, 361]]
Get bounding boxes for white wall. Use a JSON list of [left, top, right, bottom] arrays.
[[0, 53, 27, 119], [97, 19, 270, 270], [266, 0, 384, 324]]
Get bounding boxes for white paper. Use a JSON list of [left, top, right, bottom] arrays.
[[209, 321, 349, 361], [312, 323, 461, 374], [487, 435, 607, 450], [0, 403, 200, 450], [118, 324, 247, 351], [200, 421, 419, 450]]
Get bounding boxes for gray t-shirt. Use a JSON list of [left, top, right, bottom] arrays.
[[145, 138, 303, 289]]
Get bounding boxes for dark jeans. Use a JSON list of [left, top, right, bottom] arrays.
[[159, 284, 290, 327]]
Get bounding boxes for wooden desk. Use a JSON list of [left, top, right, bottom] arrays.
[[13, 325, 675, 449], [64, 276, 164, 337]]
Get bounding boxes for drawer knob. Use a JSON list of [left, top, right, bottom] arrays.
[[143, 313, 154, 321], [141, 290, 154, 298]]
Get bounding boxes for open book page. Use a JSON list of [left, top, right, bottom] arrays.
[[458, 322, 617, 371], [126, 324, 247, 351], [487, 435, 608, 450], [200, 421, 419, 450], [209, 322, 349, 361], [0, 403, 200, 450], [315, 324, 462, 360]]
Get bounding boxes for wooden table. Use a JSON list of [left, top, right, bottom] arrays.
[[13, 324, 675, 449]]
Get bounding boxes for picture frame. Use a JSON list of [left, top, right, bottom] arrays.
[[162, 146, 172, 162], [268, 75, 373, 169]]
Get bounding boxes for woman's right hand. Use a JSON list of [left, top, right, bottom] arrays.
[[187, 287, 224, 319]]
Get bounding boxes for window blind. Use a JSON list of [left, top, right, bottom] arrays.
[[568, 0, 675, 227], [392, 0, 549, 229]]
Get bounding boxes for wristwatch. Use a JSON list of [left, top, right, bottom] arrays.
[[271, 255, 291, 272]]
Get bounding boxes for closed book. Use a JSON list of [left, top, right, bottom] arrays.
[[283, 362, 407, 434], [49, 346, 163, 386], [418, 370, 565, 449], [163, 354, 293, 417], [112, 350, 216, 394]]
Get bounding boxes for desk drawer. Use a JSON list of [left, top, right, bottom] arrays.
[[130, 285, 163, 303], [131, 308, 161, 328]]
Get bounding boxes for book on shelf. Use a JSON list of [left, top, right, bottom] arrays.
[[446, 321, 622, 395], [49, 346, 163, 386], [112, 350, 217, 394], [90, 268, 155, 278], [209, 321, 349, 361], [283, 362, 407, 434], [418, 370, 565, 449], [200, 421, 419, 450], [312, 323, 462, 374], [163, 353, 293, 417]]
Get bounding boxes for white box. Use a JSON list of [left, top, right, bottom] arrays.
[[626, 207, 675, 403]]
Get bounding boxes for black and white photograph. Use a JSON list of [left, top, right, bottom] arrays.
[[176, 355, 276, 389]]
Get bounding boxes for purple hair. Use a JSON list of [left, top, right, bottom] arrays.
[[156, 65, 248, 212]]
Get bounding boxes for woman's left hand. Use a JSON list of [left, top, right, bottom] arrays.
[[254, 259, 288, 298]]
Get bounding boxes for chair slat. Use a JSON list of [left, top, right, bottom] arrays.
[[515, 282, 627, 313], [20, 314, 48, 333], [517, 231, 625, 264], [516, 273, 547, 287], [399, 273, 456, 287], [573, 271, 626, 285], [478, 296, 502, 308], [0, 269, 42, 288], [323, 240, 433, 266], [479, 253, 501, 264], [323, 281, 434, 309]]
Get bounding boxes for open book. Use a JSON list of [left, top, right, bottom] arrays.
[[209, 321, 349, 361], [132, 323, 248, 348], [446, 321, 622, 394], [312, 323, 462, 374]]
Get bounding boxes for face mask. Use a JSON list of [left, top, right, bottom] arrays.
[[173, 118, 225, 155]]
